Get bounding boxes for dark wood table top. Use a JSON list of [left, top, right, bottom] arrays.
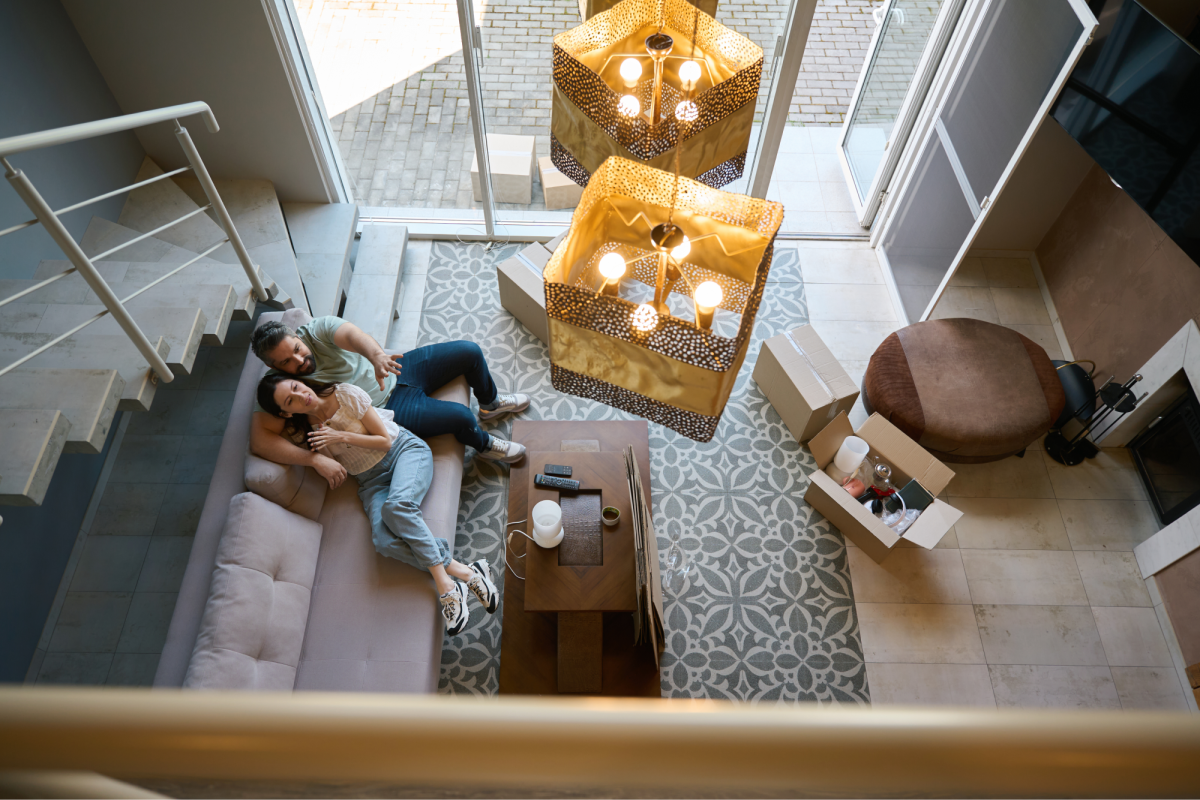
[[498, 419, 660, 697]]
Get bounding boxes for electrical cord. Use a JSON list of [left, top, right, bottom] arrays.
[[503, 517, 532, 580]]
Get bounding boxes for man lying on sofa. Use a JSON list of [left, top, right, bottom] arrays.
[[249, 315, 530, 488]]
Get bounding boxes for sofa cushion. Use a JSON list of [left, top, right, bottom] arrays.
[[184, 492, 323, 690], [244, 454, 328, 521]]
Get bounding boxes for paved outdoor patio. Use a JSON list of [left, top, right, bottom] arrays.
[[297, 0, 880, 208]]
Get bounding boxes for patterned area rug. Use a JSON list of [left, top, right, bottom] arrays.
[[420, 241, 869, 703]]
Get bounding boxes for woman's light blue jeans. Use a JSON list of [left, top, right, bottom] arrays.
[[355, 429, 451, 571]]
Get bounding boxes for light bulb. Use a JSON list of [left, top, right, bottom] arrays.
[[618, 95, 641, 118], [631, 303, 658, 332], [598, 252, 627, 281], [694, 281, 723, 309], [670, 235, 690, 261], [620, 57, 643, 85], [679, 60, 701, 88], [675, 100, 698, 123]]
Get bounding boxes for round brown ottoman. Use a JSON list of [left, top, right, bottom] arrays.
[[861, 319, 1065, 463]]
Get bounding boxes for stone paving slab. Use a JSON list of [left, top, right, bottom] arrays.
[[299, 0, 880, 208]]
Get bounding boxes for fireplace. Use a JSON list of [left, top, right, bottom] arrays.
[[1129, 386, 1200, 525]]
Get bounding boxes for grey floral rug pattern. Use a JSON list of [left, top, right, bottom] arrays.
[[419, 241, 869, 703]]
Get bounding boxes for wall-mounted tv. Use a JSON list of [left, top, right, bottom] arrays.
[[1052, 0, 1200, 264]]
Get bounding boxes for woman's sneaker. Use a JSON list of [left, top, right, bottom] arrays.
[[466, 559, 499, 614], [477, 435, 526, 463], [479, 393, 531, 421], [439, 581, 469, 635]]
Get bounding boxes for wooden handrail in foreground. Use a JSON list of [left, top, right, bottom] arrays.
[[1, 687, 1199, 797]]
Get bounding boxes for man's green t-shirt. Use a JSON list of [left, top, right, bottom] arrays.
[[254, 316, 396, 412]]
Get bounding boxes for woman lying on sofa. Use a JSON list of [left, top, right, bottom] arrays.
[[257, 372, 495, 635]]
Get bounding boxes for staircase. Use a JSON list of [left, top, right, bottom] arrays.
[[0, 103, 308, 507]]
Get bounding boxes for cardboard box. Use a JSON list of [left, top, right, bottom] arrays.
[[471, 134, 536, 204], [805, 412, 963, 563], [546, 230, 568, 253], [539, 156, 583, 210], [753, 324, 859, 443], [497, 242, 551, 344]]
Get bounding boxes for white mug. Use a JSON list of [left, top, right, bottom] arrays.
[[532, 500, 564, 548]]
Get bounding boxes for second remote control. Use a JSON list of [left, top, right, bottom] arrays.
[[544, 464, 573, 477], [535, 474, 580, 491]]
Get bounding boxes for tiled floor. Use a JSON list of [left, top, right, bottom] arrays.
[[803, 248, 1197, 711], [28, 317, 258, 686]]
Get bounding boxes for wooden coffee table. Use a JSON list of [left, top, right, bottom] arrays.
[[497, 419, 661, 697]]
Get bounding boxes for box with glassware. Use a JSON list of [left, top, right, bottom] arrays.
[[804, 412, 963, 564], [496, 235, 567, 346], [753, 324, 859, 443]]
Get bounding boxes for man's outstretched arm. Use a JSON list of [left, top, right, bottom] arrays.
[[250, 411, 347, 488], [331, 319, 402, 391]]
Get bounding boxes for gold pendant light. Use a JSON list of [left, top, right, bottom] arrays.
[[579, 0, 717, 23], [544, 156, 784, 442], [551, 0, 762, 190]]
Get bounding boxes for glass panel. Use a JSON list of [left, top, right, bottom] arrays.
[[843, 0, 947, 203], [940, 0, 1085, 204], [1052, 0, 1200, 264], [881, 135, 976, 320], [297, 0, 476, 209]]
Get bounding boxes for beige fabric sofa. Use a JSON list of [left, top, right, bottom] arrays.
[[155, 309, 468, 692]]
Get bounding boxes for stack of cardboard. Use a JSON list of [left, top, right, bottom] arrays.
[[753, 324, 859, 443], [495, 232, 567, 345]]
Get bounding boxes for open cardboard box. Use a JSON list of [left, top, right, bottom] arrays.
[[804, 412, 963, 564]]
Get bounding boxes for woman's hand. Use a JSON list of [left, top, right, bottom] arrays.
[[311, 453, 347, 489], [307, 424, 347, 451]]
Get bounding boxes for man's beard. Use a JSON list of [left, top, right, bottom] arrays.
[[297, 356, 316, 375]]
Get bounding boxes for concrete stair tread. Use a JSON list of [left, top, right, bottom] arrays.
[[343, 224, 408, 346], [3, 277, 238, 345], [283, 203, 358, 317], [33, 257, 279, 296], [0, 333, 171, 412], [0, 409, 70, 506], [0, 368, 124, 455], [118, 157, 229, 256], [30, 304, 206, 375]]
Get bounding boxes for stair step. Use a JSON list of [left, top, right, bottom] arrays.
[[344, 224, 408, 346], [171, 174, 311, 313], [0, 333, 170, 411], [32, 259, 278, 329], [0, 369, 124, 454], [34, 305, 207, 375], [6, 275, 236, 347], [118, 157, 229, 255], [282, 203, 358, 317], [0, 409, 71, 506]]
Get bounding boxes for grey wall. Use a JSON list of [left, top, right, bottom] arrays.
[[0, 0, 145, 280], [60, 0, 333, 203]]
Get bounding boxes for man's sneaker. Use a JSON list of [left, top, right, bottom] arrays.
[[477, 435, 526, 463], [466, 559, 499, 614], [439, 581, 469, 635], [479, 393, 531, 421]]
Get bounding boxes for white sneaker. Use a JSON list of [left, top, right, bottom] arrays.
[[477, 435, 526, 463], [439, 581, 469, 635], [466, 559, 499, 614], [479, 393, 531, 421]]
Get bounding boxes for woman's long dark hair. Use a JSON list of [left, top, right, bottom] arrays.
[[257, 373, 338, 443]]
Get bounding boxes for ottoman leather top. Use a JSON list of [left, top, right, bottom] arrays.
[[863, 319, 1065, 462]]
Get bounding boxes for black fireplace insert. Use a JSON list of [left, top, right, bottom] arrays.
[[1129, 386, 1200, 525]]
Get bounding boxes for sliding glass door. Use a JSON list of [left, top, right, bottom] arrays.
[[838, 0, 966, 226], [878, 0, 1097, 322]]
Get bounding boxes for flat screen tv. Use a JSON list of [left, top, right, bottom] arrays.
[[1052, 0, 1200, 264]]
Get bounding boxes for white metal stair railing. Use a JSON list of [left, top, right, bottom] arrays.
[[0, 101, 271, 384]]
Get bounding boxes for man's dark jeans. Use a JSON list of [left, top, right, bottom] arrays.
[[383, 340, 498, 452]]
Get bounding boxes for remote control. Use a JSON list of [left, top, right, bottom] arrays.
[[544, 463, 573, 477], [535, 474, 580, 491]]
